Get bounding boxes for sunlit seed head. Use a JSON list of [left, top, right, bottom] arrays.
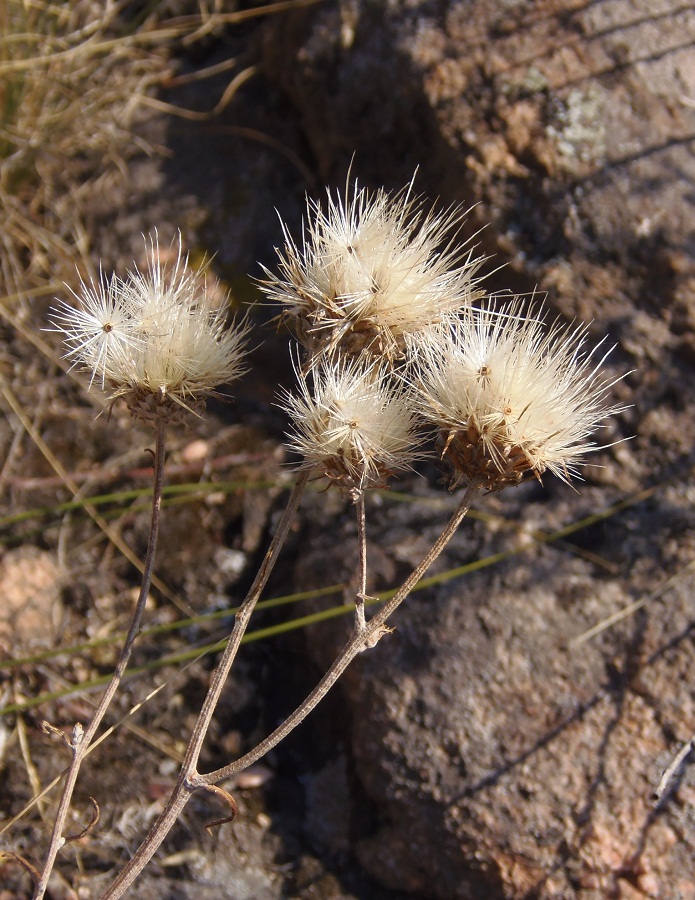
[[262, 177, 485, 362], [110, 294, 250, 423], [119, 231, 198, 335], [281, 355, 422, 491], [47, 270, 143, 389], [415, 301, 627, 491], [48, 232, 250, 425]]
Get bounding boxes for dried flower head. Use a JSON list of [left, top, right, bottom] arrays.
[[415, 302, 626, 490], [262, 178, 485, 361], [48, 233, 249, 425], [282, 355, 421, 491], [48, 269, 144, 389]]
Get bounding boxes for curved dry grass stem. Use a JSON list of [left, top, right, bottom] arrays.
[[34, 418, 168, 900], [655, 736, 695, 803], [138, 65, 259, 120], [0, 1, 322, 75]]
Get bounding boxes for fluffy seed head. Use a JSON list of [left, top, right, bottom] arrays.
[[262, 178, 485, 361], [48, 233, 249, 424], [415, 301, 626, 490], [48, 270, 144, 389], [282, 356, 421, 491]]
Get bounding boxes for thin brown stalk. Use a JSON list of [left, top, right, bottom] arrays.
[[354, 490, 368, 631], [0, 382, 191, 614], [101, 470, 309, 900], [33, 418, 168, 900]]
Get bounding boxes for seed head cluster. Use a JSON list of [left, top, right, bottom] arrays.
[[49, 181, 626, 492], [49, 234, 249, 425], [273, 180, 626, 494]]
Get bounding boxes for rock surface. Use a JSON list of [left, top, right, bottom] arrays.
[[260, 1, 695, 897], [0, 547, 63, 649]]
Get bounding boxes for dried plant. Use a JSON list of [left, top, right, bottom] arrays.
[[48, 234, 249, 422], [414, 301, 627, 490], [282, 354, 421, 491], [9, 179, 627, 897], [30, 233, 249, 900], [0, 0, 163, 294], [0, 0, 313, 295], [262, 178, 486, 361]]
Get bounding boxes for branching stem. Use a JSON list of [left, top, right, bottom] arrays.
[[101, 470, 309, 899], [102, 478, 477, 899], [200, 479, 478, 782], [34, 418, 168, 900]]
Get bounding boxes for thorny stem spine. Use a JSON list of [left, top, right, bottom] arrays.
[[34, 418, 168, 900], [101, 470, 310, 900], [104, 479, 476, 899]]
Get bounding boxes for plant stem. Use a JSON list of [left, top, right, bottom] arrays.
[[101, 470, 309, 900], [103, 480, 474, 899], [34, 418, 168, 900], [367, 481, 478, 632], [197, 480, 478, 783]]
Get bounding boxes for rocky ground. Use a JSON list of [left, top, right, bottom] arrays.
[[2, 1, 695, 897]]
